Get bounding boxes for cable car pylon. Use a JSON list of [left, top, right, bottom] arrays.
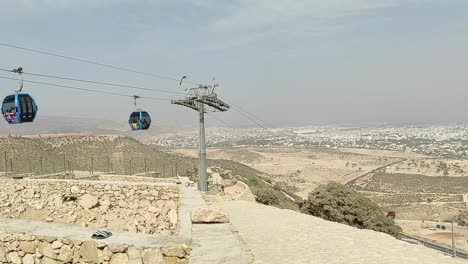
[[171, 82, 229, 192]]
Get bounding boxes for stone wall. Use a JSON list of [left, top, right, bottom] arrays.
[[97, 175, 179, 184], [0, 231, 189, 264], [0, 180, 179, 235]]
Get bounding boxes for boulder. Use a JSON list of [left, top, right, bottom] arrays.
[[128, 247, 142, 264], [38, 242, 57, 259], [52, 240, 63, 249], [79, 194, 99, 209], [19, 241, 36, 254], [7, 252, 22, 264], [163, 256, 182, 264], [161, 244, 186, 258], [191, 207, 230, 224], [22, 254, 35, 264], [110, 253, 129, 264], [42, 257, 62, 264], [70, 186, 80, 194], [0, 247, 7, 262], [57, 245, 73, 263], [108, 244, 128, 253], [142, 249, 165, 264], [79, 241, 100, 263]]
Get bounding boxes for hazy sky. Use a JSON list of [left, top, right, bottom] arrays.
[[0, 0, 467, 128]]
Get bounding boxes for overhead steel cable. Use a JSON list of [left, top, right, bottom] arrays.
[[0, 68, 185, 95], [0, 42, 201, 86], [0, 42, 289, 133], [206, 113, 236, 129], [220, 96, 275, 129], [1, 42, 288, 129], [0, 76, 171, 101]]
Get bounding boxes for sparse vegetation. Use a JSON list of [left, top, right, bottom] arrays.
[[353, 172, 468, 194], [208, 159, 299, 211], [301, 182, 402, 238], [255, 187, 280, 206]]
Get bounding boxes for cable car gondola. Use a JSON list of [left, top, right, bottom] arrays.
[[128, 96, 151, 131], [1, 67, 38, 124]]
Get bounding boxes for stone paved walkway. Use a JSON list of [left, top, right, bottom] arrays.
[[178, 177, 252, 264], [218, 201, 465, 264], [190, 224, 252, 264]]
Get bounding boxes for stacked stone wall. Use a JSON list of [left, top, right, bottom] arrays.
[[0, 180, 179, 235], [0, 232, 189, 264]]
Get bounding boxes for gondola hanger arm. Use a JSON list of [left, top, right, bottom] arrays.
[[12, 67, 23, 93]]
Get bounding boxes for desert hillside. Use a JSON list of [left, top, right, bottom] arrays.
[[0, 134, 298, 210], [0, 134, 196, 176]]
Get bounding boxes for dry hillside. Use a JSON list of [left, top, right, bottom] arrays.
[[0, 134, 298, 210], [0, 135, 196, 176]]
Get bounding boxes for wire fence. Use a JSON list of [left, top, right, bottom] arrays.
[[0, 151, 190, 177]]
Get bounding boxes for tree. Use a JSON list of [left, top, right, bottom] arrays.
[[301, 182, 401, 238], [255, 187, 280, 206]]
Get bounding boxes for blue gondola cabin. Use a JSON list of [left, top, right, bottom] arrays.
[[2, 94, 38, 124], [128, 111, 151, 130]]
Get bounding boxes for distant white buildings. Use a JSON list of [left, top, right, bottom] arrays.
[[151, 124, 468, 159]]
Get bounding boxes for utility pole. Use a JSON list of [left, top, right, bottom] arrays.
[[172, 83, 229, 192], [452, 219, 457, 258]]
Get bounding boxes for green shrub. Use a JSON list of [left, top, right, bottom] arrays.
[[254, 187, 280, 206], [301, 182, 401, 238]]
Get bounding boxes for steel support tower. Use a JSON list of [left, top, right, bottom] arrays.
[[172, 84, 229, 192]]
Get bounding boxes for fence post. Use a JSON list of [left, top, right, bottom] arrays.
[[91, 158, 94, 175], [40, 156, 43, 175], [10, 159, 13, 173]]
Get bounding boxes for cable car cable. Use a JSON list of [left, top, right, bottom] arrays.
[[220, 96, 275, 129], [0, 42, 289, 134], [0, 42, 201, 86], [0, 76, 171, 101], [0, 43, 309, 141], [0, 68, 185, 95]]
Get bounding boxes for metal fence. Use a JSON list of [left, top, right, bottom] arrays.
[[0, 151, 189, 177]]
